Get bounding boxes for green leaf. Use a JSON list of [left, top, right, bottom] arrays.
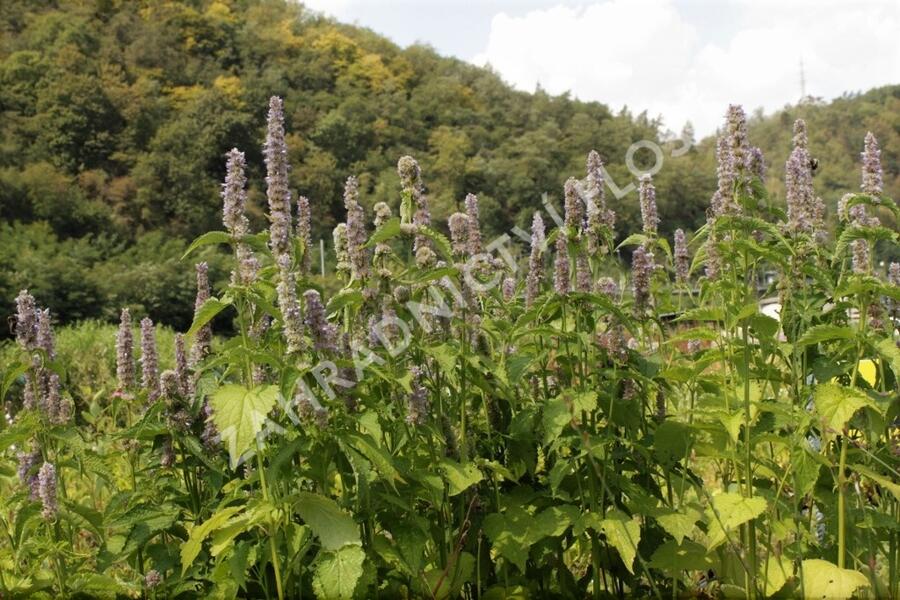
[[482, 506, 536, 572], [181, 230, 232, 259], [326, 289, 363, 317], [188, 297, 231, 338], [799, 560, 869, 599], [705, 493, 766, 549], [653, 421, 692, 466], [534, 505, 580, 538], [652, 507, 699, 545], [761, 554, 792, 596], [366, 217, 401, 246], [875, 337, 900, 378], [1, 361, 28, 401], [209, 384, 278, 468], [813, 383, 877, 435], [345, 433, 403, 485], [650, 540, 714, 571], [312, 545, 366, 600], [851, 464, 900, 501], [796, 325, 855, 348], [181, 505, 244, 574], [599, 510, 641, 574], [295, 492, 360, 551], [616, 233, 650, 250], [440, 459, 483, 496], [542, 395, 570, 444]]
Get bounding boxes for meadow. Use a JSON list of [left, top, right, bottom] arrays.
[[1, 97, 898, 599]]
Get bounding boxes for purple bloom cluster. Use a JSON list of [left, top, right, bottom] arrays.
[[674, 228, 689, 284], [333, 223, 350, 278], [631, 245, 656, 312], [525, 213, 546, 307], [861, 131, 883, 197], [38, 462, 57, 520], [448, 212, 469, 256], [554, 235, 570, 296], [264, 96, 292, 258], [595, 277, 619, 299], [344, 176, 369, 280], [15, 290, 38, 350], [784, 119, 826, 238], [639, 174, 659, 235], [140, 318, 160, 402], [191, 262, 212, 365], [276, 253, 305, 354], [406, 366, 430, 425], [297, 195, 312, 275], [303, 290, 338, 352], [576, 254, 592, 293], [174, 334, 192, 397], [464, 193, 482, 256], [563, 178, 582, 233], [851, 239, 870, 274], [116, 308, 135, 390]]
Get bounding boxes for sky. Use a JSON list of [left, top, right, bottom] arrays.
[[301, 0, 900, 137]]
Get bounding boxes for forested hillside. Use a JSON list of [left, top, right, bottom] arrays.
[[1, 0, 896, 331]]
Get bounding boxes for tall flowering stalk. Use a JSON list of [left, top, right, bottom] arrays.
[[264, 96, 292, 258], [448, 212, 469, 257], [116, 308, 135, 390], [297, 195, 312, 275], [563, 178, 581, 234], [333, 223, 350, 280], [554, 235, 570, 296], [276, 253, 305, 354], [191, 262, 213, 365], [140, 317, 160, 402], [674, 228, 689, 284], [784, 119, 824, 236], [222, 148, 258, 285], [174, 334, 191, 397], [575, 254, 592, 293], [861, 131, 883, 197], [343, 176, 369, 281], [631, 245, 656, 312], [639, 174, 659, 236], [406, 366, 430, 426], [525, 213, 546, 307], [464, 193, 482, 256], [15, 290, 38, 350], [303, 290, 338, 352], [38, 462, 57, 520], [726, 104, 750, 173], [584, 151, 614, 255]]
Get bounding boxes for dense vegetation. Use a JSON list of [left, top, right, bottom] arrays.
[[1, 93, 898, 598], [0, 0, 897, 331]]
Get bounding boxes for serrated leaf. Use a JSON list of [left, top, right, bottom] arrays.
[[814, 383, 877, 435], [762, 554, 792, 596], [181, 230, 231, 259], [599, 510, 641, 574], [650, 540, 714, 571], [181, 505, 244, 574], [209, 384, 278, 468], [796, 325, 855, 348], [875, 337, 900, 378], [440, 459, 483, 496], [534, 505, 580, 538], [482, 506, 536, 572], [313, 545, 366, 600], [799, 560, 868, 599], [295, 492, 360, 551], [187, 297, 231, 338], [326, 289, 363, 316], [652, 508, 699, 545], [542, 396, 570, 444], [366, 217, 401, 246], [705, 493, 766, 549]]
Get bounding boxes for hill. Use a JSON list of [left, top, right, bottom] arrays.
[[0, 0, 896, 330]]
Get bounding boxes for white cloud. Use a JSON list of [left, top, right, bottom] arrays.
[[473, 0, 900, 136]]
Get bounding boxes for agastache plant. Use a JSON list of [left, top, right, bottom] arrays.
[[4, 96, 898, 600]]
